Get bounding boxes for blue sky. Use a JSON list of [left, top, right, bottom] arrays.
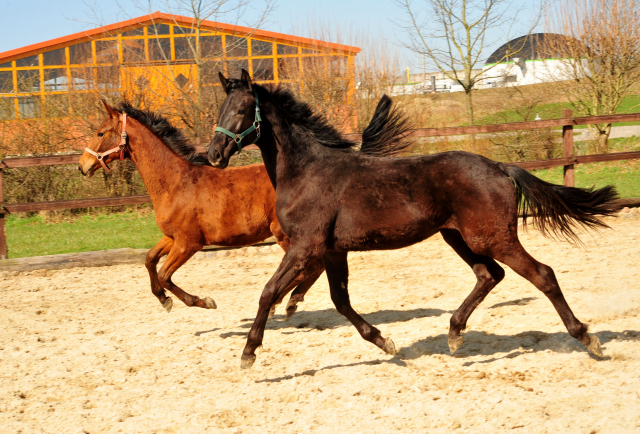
[[0, 0, 541, 72]]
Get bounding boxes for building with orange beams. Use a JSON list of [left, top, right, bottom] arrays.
[[0, 12, 360, 124]]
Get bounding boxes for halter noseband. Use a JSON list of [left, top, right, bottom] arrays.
[[84, 113, 128, 173], [214, 90, 261, 153]]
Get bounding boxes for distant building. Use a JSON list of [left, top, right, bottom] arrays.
[[0, 12, 359, 121], [480, 33, 576, 88]]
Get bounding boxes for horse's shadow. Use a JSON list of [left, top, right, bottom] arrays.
[[397, 329, 640, 363], [256, 329, 640, 383], [217, 306, 451, 339]]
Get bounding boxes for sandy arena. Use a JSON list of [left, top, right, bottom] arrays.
[[1, 214, 639, 433]]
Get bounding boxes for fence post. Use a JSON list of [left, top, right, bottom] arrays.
[[562, 109, 575, 187], [0, 166, 6, 259]]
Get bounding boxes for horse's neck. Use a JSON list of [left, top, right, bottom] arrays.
[[260, 105, 316, 189], [126, 120, 188, 197]]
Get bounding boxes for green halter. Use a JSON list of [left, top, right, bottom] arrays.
[[214, 90, 261, 153]]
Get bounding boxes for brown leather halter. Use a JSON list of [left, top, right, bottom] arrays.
[[84, 113, 128, 172]]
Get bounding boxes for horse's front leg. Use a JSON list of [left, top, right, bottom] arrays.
[[241, 246, 321, 369]]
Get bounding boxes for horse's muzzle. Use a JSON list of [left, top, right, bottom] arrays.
[[207, 148, 227, 169]]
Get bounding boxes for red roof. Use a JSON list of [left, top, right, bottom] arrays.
[[0, 11, 360, 63]]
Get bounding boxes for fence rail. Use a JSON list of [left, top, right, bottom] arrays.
[[2, 110, 640, 259]]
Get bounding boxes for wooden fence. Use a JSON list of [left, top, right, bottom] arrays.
[[1, 108, 640, 259]]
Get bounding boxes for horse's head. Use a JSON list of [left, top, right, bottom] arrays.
[[78, 99, 126, 177], [207, 69, 260, 169]]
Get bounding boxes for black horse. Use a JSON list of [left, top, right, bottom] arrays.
[[206, 70, 620, 369]]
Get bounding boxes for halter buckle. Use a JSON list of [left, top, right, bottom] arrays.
[[121, 131, 128, 140]]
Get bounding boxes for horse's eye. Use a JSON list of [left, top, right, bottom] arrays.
[[237, 109, 245, 115], [97, 132, 104, 137]]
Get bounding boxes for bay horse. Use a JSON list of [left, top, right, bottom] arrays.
[[78, 98, 407, 317], [207, 70, 620, 369]]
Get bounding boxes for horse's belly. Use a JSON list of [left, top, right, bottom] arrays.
[[332, 213, 439, 251]]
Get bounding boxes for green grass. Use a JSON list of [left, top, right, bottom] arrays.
[[4, 162, 639, 259], [531, 161, 640, 198], [5, 212, 163, 259], [480, 94, 640, 127]]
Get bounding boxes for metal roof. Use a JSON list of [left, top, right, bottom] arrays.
[[484, 33, 574, 65]]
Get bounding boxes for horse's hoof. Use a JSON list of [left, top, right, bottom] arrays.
[[285, 304, 297, 320], [268, 305, 276, 319], [383, 337, 397, 356], [203, 297, 217, 309], [448, 335, 463, 355], [586, 334, 603, 357], [240, 354, 256, 369], [162, 297, 173, 313]]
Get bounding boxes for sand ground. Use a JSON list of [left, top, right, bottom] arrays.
[[1, 214, 639, 434]]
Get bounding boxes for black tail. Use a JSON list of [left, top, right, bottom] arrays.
[[500, 164, 621, 243], [360, 95, 412, 157]]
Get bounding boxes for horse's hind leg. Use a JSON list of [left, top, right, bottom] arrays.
[[440, 229, 505, 355], [490, 241, 602, 357], [157, 242, 217, 310], [323, 252, 397, 356], [146, 236, 174, 312]]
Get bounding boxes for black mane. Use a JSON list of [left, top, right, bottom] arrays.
[[254, 83, 357, 151], [115, 101, 209, 165], [251, 84, 411, 157]]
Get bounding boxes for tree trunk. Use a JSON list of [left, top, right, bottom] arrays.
[[465, 89, 477, 152], [597, 124, 612, 153]]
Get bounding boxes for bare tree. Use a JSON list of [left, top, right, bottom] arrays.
[[122, 0, 274, 142], [395, 0, 543, 132], [544, 0, 640, 153]]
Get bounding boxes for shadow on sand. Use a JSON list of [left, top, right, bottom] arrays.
[[255, 329, 640, 383], [217, 306, 451, 339]]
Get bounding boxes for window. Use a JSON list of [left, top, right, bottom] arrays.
[[149, 38, 171, 61], [0, 98, 15, 120], [16, 55, 39, 67], [43, 69, 68, 91], [18, 97, 39, 118], [226, 36, 248, 57], [43, 48, 66, 66], [97, 66, 120, 89], [201, 61, 224, 84], [277, 44, 297, 55], [251, 40, 272, 56], [302, 47, 321, 54], [95, 40, 118, 64], [252, 58, 274, 81], [0, 61, 11, 68], [149, 23, 171, 36], [226, 59, 249, 78], [17, 70, 40, 93], [174, 37, 195, 60], [0, 71, 13, 93], [69, 42, 93, 65], [122, 40, 145, 63], [200, 35, 222, 58], [122, 27, 145, 37], [70, 68, 92, 90], [277, 58, 299, 79], [174, 26, 193, 35], [302, 56, 324, 74]]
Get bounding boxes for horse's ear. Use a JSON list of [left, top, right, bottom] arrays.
[[101, 98, 117, 118], [219, 72, 229, 94], [240, 69, 253, 91]]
